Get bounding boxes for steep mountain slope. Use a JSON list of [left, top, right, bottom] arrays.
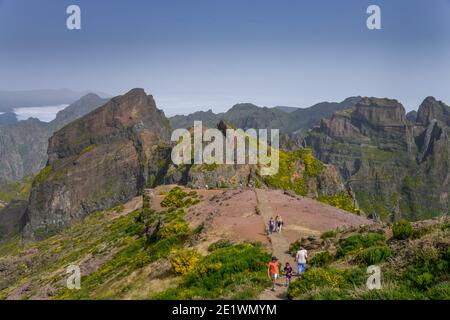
[[0, 94, 107, 185], [306, 97, 449, 221], [24, 89, 171, 239]]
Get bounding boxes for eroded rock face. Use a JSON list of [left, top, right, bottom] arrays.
[[306, 97, 449, 221], [0, 200, 28, 241], [24, 89, 171, 238], [416, 96, 450, 127]]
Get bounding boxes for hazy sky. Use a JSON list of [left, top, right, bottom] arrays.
[[1, 0, 449, 115]]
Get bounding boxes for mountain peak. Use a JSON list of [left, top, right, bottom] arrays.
[[352, 97, 406, 126], [228, 103, 259, 112], [416, 96, 450, 126], [25, 89, 171, 238]]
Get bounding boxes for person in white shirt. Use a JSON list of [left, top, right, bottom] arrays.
[[295, 247, 308, 274]]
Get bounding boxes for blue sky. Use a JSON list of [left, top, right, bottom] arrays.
[[0, 0, 449, 115]]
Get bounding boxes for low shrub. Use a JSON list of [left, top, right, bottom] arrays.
[[321, 230, 338, 239], [208, 239, 233, 252], [170, 249, 202, 275], [310, 251, 334, 267], [336, 233, 386, 258], [316, 193, 360, 214], [356, 246, 392, 265], [287, 268, 346, 299], [392, 220, 413, 240], [288, 267, 367, 300], [158, 219, 190, 239], [157, 243, 271, 299], [160, 187, 198, 208], [404, 246, 449, 290]]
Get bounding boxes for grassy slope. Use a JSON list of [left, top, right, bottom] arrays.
[[0, 177, 32, 204], [287, 219, 450, 300], [0, 187, 270, 300]]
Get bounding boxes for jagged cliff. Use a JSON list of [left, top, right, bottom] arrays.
[[24, 89, 171, 238], [306, 97, 449, 221]]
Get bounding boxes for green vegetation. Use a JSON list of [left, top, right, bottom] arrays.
[[317, 193, 360, 214], [34, 165, 53, 184], [160, 186, 200, 208], [404, 246, 449, 290], [288, 267, 366, 299], [78, 144, 97, 157], [321, 230, 338, 239], [309, 251, 334, 267], [0, 176, 33, 203], [156, 243, 271, 299], [392, 220, 413, 240], [208, 239, 233, 252], [288, 220, 450, 300], [355, 246, 392, 265], [336, 233, 386, 258], [170, 249, 202, 275], [355, 191, 399, 221], [262, 148, 324, 196]]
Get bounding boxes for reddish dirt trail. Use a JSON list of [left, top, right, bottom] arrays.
[[150, 186, 373, 299], [256, 189, 294, 300]]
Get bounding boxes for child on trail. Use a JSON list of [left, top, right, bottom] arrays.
[[267, 256, 279, 291], [268, 217, 275, 235], [283, 262, 293, 287], [296, 247, 308, 274]]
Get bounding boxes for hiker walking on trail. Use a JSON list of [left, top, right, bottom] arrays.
[[296, 247, 308, 275], [275, 215, 283, 233], [268, 217, 275, 235], [283, 262, 293, 287], [267, 256, 279, 291]]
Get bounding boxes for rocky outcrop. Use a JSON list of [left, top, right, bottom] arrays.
[[24, 89, 171, 239], [0, 200, 28, 241], [306, 97, 449, 221], [416, 96, 450, 126]]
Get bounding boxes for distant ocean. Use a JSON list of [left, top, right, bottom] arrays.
[[13, 104, 69, 122]]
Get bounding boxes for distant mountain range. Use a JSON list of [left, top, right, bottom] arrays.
[[169, 97, 362, 135], [0, 94, 108, 183], [0, 89, 110, 112]]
